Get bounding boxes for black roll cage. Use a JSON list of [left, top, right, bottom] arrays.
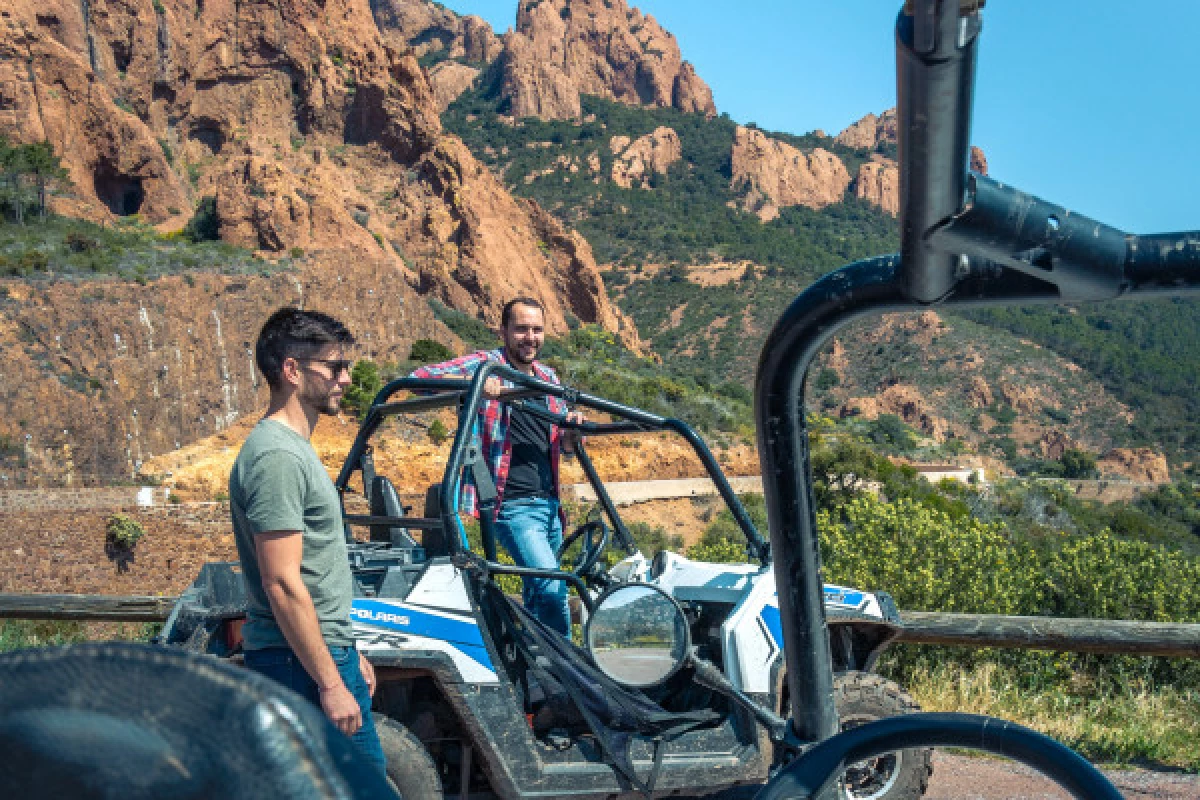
[[761, 0, 1200, 755], [333, 365, 771, 609]]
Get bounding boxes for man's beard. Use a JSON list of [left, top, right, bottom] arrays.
[[302, 385, 342, 416], [507, 342, 540, 367]]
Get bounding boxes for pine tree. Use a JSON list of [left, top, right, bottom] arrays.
[[22, 141, 70, 219]]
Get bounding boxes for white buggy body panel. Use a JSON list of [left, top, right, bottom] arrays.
[[621, 551, 891, 693], [350, 563, 499, 684]]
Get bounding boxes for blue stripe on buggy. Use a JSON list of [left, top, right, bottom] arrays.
[[759, 587, 869, 647], [351, 598, 493, 669]]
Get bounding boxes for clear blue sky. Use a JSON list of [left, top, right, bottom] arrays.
[[437, 1, 1199, 234]]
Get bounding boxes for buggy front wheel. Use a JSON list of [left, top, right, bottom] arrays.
[[832, 672, 933, 800], [373, 713, 443, 800], [775, 672, 933, 800]]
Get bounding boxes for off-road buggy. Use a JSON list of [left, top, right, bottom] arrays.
[[162, 368, 931, 800]]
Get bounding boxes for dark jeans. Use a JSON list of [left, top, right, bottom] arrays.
[[243, 644, 387, 774]]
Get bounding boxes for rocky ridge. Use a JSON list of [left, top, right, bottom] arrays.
[[0, 0, 645, 485], [497, 0, 715, 121], [609, 126, 681, 189], [815, 310, 1145, 475], [371, 0, 715, 123], [0, 0, 636, 338], [729, 127, 851, 222]]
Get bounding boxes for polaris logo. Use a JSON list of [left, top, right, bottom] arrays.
[[823, 588, 864, 607], [351, 607, 411, 626]]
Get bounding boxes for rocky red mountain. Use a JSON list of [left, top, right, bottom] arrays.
[[373, 0, 714, 121], [0, 0, 642, 484]]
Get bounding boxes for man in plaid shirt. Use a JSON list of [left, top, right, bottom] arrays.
[[411, 297, 582, 636]]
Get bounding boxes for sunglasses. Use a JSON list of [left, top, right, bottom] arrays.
[[298, 358, 353, 376]]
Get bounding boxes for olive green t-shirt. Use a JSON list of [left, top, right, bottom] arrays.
[[229, 419, 354, 650]]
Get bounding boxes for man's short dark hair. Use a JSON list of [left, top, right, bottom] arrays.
[[501, 297, 544, 328], [255, 308, 355, 389]]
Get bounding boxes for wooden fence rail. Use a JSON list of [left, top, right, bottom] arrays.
[[896, 611, 1200, 659], [2, 594, 1200, 658], [0, 593, 178, 622]]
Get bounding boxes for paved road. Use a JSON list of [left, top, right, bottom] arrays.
[[592, 647, 677, 684]]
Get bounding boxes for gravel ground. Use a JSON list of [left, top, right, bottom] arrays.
[[708, 752, 1200, 799], [926, 752, 1200, 799]]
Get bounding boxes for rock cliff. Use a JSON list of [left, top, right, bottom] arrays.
[[854, 155, 899, 216], [0, 0, 640, 485], [497, 0, 715, 121], [370, 0, 502, 64], [729, 126, 851, 221], [376, 0, 716, 121], [609, 126, 681, 189], [0, 0, 635, 331], [0, 256, 444, 487], [834, 108, 898, 150]]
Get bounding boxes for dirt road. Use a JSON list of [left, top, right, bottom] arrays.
[[711, 752, 1199, 799], [926, 752, 1200, 799]]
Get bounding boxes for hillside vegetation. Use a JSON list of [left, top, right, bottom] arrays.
[[443, 82, 1200, 469], [678, 433, 1200, 768]]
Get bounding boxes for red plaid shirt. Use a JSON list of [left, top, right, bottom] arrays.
[[410, 349, 569, 518]]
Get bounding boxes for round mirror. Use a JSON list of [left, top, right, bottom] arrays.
[[584, 584, 690, 688]]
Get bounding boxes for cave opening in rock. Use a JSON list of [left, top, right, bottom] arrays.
[[93, 168, 145, 216], [188, 124, 224, 156]]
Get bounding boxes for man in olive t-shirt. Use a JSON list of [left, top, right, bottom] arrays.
[[229, 307, 385, 772], [230, 419, 353, 651]]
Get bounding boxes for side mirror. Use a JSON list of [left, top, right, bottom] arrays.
[[584, 584, 690, 688]]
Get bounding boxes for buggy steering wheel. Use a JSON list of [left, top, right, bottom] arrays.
[[558, 519, 611, 579]]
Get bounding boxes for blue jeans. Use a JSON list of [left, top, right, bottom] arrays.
[[495, 496, 571, 636], [243, 644, 387, 774]]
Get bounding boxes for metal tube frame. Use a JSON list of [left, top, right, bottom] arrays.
[[763, 0, 1200, 761], [333, 362, 773, 593]]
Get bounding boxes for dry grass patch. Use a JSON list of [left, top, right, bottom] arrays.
[[904, 662, 1200, 771]]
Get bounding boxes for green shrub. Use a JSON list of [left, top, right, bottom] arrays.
[[813, 368, 840, 391], [0, 620, 88, 653], [625, 521, 683, 559], [685, 536, 746, 564], [184, 196, 220, 242], [65, 231, 98, 252], [428, 419, 450, 445], [105, 513, 146, 550], [820, 495, 1043, 615], [342, 360, 383, 419], [1060, 448, 1098, 479], [409, 338, 455, 364]]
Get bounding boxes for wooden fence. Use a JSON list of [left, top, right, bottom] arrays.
[[2, 593, 1199, 658]]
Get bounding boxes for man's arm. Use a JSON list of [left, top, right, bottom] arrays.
[[409, 351, 488, 380], [256, 530, 362, 736], [411, 350, 514, 400]]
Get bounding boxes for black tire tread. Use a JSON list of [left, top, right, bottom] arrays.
[[833, 671, 934, 799], [373, 713, 443, 800]]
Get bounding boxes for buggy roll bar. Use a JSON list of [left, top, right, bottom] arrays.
[[442, 361, 771, 565], [762, 0, 1200, 755], [333, 365, 771, 565]]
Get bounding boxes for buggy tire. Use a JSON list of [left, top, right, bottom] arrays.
[[373, 713, 443, 800], [832, 671, 933, 800]]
